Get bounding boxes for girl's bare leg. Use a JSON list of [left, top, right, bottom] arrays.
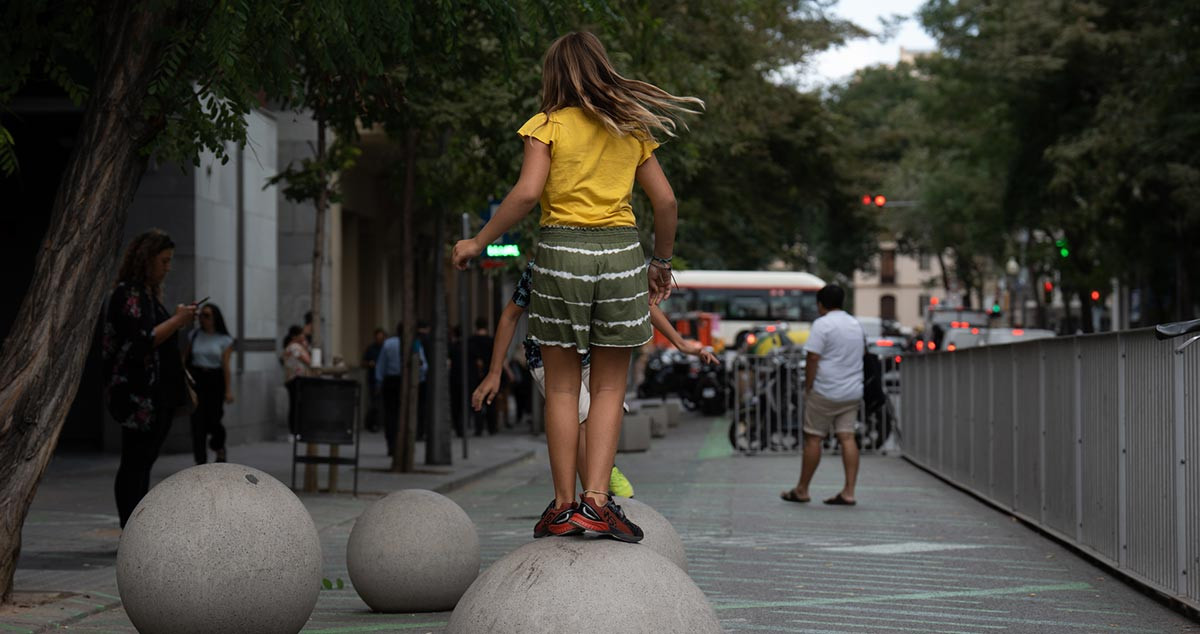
[[540, 346, 583, 505], [577, 422, 588, 487], [582, 346, 631, 505]]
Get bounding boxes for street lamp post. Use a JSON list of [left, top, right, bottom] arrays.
[[1005, 257, 1020, 327]]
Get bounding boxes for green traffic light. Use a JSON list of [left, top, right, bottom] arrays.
[[992, 304, 1001, 313], [1059, 247, 1069, 258]]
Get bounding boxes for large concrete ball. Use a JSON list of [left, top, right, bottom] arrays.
[[346, 489, 480, 612], [447, 538, 720, 634], [612, 497, 687, 572], [116, 464, 322, 634]]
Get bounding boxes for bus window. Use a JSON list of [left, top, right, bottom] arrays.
[[728, 295, 769, 319]]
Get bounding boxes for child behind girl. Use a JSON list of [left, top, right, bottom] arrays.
[[452, 31, 701, 543]]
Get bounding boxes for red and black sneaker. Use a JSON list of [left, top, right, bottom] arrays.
[[533, 500, 584, 538], [569, 495, 644, 543]]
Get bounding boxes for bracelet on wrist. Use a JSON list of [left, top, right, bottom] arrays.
[[649, 259, 672, 270], [651, 255, 672, 265]]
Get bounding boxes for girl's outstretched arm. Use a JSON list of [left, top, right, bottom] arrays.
[[473, 299, 527, 410], [635, 156, 677, 305], [649, 304, 720, 365], [453, 138, 551, 270]]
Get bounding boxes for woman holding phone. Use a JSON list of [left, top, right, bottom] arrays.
[[184, 302, 235, 464], [102, 229, 197, 528]]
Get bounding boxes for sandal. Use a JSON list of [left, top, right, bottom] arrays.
[[780, 488, 810, 504], [823, 493, 857, 506]]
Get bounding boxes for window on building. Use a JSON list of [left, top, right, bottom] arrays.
[[881, 249, 896, 285], [881, 295, 897, 321], [918, 293, 930, 317], [918, 252, 931, 271]]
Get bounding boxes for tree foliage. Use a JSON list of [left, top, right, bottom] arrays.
[[827, 0, 1200, 324]]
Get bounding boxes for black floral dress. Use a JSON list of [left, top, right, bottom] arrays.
[[102, 283, 181, 431]]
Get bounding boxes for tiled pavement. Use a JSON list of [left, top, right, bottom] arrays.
[[3, 409, 1197, 633]]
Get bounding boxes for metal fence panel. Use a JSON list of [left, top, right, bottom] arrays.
[[902, 328, 1198, 611], [1121, 330, 1177, 590], [1077, 336, 1120, 561], [1184, 339, 1200, 604], [940, 354, 955, 473], [1042, 338, 1078, 538], [1014, 344, 1043, 519], [990, 346, 1016, 508], [970, 348, 991, 494]]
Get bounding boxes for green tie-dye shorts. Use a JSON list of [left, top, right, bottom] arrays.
[[528, 226, 652, 353]]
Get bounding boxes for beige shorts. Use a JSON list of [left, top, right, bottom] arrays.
[[803, 391, 860, 437], [531, 365, 591, 424]]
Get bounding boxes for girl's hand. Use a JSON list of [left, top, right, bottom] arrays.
[[648, 263, 673, 305], [225, 390, 235, 404], [472, 372, 501, 411], [452, 239, 483, 271], [679, 341, 721, 366]]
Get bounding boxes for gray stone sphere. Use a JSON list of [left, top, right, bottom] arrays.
[[446, 538, 720, 634], [346, 489, 480, 612], [116, 463, 322, 634], [612, 497, 687, 571]]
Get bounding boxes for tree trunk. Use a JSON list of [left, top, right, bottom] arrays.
[[426, 211, 451, 465], [303, 120, 327, 492], [0, 6, 166, 603], [934, 250, 951, 294], [393, 129, 417, 472]]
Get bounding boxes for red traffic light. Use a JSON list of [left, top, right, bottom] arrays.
[[861, 195, 872, 205], [1043, 281, 1054, 293], [873, 195, 887, 207], [1090, 290, 1100, 301]]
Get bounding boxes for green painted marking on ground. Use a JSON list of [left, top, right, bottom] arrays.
[[713, 581, 1092, 611], [698, 417, 732, 460], [0, 623, 34, 633], [303, 622, 447, 633]]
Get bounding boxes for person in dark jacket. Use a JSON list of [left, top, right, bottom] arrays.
[[103, 230, 197, 528]]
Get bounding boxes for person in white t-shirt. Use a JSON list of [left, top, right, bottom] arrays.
[[781, 284, 865, 506]]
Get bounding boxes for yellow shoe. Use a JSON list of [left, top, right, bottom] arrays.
[[609, 466, 635, 498]]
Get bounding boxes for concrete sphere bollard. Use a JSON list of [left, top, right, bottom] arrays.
[[346, 489, 480, 612], [447, 538, 719, 634], [612, 497, 687, 571], [116, 464, 322, 634]]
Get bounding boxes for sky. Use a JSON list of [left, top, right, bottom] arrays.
[[800, 0, 938, 88]]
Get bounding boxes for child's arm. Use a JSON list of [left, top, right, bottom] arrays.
[[472, 300, 526, 410], [453, 138, 551, 269], [650, 305, 720, 365], [635, 156, 677, 305]]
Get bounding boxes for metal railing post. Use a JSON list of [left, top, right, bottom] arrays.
[[1074, 338, 1084, 543], [1173, 339, 1189, 593], [1117, 334, 1128, 569]]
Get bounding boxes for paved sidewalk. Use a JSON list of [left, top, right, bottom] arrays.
[[4, 408, 1198, 633], [2, 427, 538, 633]]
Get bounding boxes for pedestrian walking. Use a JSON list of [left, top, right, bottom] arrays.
[[415, 321, 432, 440], [374, 322, 428, 457], [103, 229, 198, 528], [453, 31, 701, 542], [467, 318, 496, 436], [781, 284, 866, 506], [362, 328, 386, 433], [183, 303, 234, 464], [282, 324, 312, 433]]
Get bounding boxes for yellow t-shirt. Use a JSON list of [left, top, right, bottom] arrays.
[[517, 107, 659, 227]]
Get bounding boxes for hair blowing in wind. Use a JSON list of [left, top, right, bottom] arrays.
[[540, 32, 703, 141]]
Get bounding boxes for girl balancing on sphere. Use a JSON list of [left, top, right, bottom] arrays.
[[452, 31, 701, 542]]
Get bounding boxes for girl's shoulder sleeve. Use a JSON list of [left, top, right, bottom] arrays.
[[636, 131, 660, 166], [517, 111, 556, 146]]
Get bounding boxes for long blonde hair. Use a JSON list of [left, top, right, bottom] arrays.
[[539, 32, 703, 142]]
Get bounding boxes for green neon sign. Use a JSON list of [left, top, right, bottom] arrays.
[[486, 244, 521, 257]]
